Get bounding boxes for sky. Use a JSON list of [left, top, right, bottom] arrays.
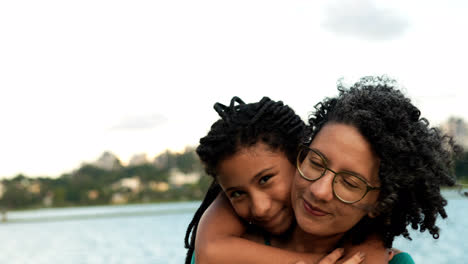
[[0, 0, 467, 178]]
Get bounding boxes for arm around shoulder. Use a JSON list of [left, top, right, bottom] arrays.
[[195, 194, 323, 264]]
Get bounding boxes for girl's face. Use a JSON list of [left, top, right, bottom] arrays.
[[292, 123, 381, 238], [216, 142, 295, 235]]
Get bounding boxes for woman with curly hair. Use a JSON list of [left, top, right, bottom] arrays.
[[185, 95, 389, 264], [186, 77, 460, 264], [297, 76, 461, 250]]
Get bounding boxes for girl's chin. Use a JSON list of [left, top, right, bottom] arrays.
[[265, 218, 293, 235]]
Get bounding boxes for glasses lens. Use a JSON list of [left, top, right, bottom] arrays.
[[333, 173, 368, 203], [297, 148, 326, 181]]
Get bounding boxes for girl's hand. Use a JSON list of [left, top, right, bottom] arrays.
[[316, 248, 365, 264]]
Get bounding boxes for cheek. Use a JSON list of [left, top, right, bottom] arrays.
[[230, 201, 250, 220], [277, 176, 293, 200], [336, 204, 369, 228], [291, 171, 306, 197], [278, 188, 292, 210], [291, 173, 304, 210], [352, 190, 380, 213], [272, 169, 295, 203]]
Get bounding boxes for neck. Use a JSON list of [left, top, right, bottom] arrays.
[[284, 225, 345, 254]]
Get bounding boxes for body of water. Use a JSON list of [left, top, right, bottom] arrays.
[[0, 191, 466, 263]]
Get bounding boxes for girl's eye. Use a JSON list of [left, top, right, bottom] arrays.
[[259, 175, 272, 185], [230, 190, 243, 198]]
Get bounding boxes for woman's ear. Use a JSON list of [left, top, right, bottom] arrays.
[[367, 210, 379, 218], [367, 204, 380, 218]]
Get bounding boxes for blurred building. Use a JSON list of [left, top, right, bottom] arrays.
[[440, 117, 468, 149], [113, 176, 142, 193], [128, 153, 149, 166], [93, 151, 121, 170], [169, 168, 200, 186], [149, 181, 170, 192], [87, 190, 99, 200], [111, 193, 128, 204], [28, 182, 41, 194], [153, 150, 170, 169], [43, 192, 54, 207]]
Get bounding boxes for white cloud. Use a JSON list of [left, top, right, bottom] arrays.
[[109, 113, 168, 131], [322, 0, 409, 41]]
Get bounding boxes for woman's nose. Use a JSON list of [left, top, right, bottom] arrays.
[[308, 171, 334, 202]]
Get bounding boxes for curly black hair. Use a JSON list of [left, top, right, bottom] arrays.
[[184, 96, 306, 264], [306, 76, 463, 248]]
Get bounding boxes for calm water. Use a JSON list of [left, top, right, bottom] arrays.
[[0, 191, 466, 264]]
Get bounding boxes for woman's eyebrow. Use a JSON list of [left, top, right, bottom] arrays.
[[311, 148, 367, 179], [310, 148, 329, 163]]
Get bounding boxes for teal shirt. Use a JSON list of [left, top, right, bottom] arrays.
[[389, 252, 415, 264], [191, 252, 195, 264]]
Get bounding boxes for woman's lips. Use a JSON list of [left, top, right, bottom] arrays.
[[303, 199, 329, 216]]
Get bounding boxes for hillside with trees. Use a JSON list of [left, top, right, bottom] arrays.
[[0, 148, 212, 210]]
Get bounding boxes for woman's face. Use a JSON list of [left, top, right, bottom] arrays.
[[216, 142, 295, 235], [292, 123, 381, 238]]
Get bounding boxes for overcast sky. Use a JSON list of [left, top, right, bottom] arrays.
[[1, 0, 467, 178]]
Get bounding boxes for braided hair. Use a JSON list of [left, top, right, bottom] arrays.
[[306, 76, 463, 248], [184, 96, 305, 264]]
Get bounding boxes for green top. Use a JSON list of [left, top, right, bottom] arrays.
[[389, 252, 415, 264]]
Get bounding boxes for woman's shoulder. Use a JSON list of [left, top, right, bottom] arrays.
[[389, 249, 415, 264]]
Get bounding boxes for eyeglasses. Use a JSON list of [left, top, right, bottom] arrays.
[[296, 145, 380, 204]]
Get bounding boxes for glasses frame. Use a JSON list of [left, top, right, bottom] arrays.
[[297, 145, 381, 204]]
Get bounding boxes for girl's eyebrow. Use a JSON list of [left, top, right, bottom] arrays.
[[249, 167, 274, 184]]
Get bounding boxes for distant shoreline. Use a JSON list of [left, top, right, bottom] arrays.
[[0, 200, 201, 224], [0, 199, 201, 213]]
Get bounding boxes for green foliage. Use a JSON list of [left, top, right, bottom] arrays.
[[175, 147, 201, 173], [0, 181, 42, 208], [455, 151, 468, 180], [125, 164, 169, 182]]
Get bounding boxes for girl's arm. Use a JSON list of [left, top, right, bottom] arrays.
[[195, 193, 320, 264], [195, 194, 368, 264]]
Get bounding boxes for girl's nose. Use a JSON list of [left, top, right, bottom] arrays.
[[250, 192, 272, 220]]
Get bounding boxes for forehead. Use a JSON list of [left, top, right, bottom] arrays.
[[310, 123, 380, 183], [216, 144, 286, 187]]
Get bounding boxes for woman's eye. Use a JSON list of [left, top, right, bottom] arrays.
[[259, 175, 272, 185], [310, 160, 325, 169], [339, 178, 359, 189]]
